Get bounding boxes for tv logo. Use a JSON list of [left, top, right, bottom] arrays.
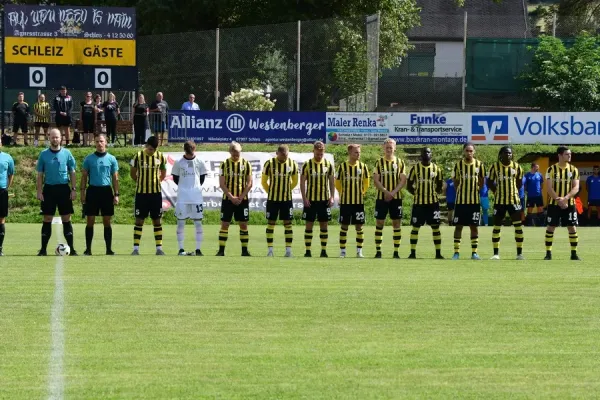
[[471, 115, 509, 141]]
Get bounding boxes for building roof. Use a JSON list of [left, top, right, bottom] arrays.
[[409, 0, 531, 41], [518, 152, 600, 163]]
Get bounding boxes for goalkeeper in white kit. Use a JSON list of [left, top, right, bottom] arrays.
[[171, 140, 208, 255]]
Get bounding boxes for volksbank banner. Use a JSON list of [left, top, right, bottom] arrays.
[[168, 111, 326, 143], [160, 152, 337, 211]]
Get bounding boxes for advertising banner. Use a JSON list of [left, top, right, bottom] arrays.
[[325, 112, 391, 144], [388, 113, 468, 144], [168, 111, 326, 144], [161, 152, 337, 211]]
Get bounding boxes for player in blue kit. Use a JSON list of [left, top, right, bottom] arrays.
[[36, 128, 78, 256], [81, 134, 119, 255], [0, 149, 15, 255], [524, 163, 544, 226], [444, 177, 456, 226], [586, 166, 600, 224]]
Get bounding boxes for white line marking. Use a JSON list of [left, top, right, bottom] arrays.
[[48, 224, 65, 400]]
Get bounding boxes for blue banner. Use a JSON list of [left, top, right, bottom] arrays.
[[168, 111, 326, 144]]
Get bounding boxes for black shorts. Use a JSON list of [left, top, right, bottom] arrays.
[[303, 201, 332, 222], [134, 193, 163, 220], [547, 205, 578, 227], [588, 199, 600, 207], [82, 118, 95, 133], [526, 196, 544, 208], [453, 204, 481, 226], [55, 115, 72, 127], [447, 202, 455, 211], [493, 203, 522, 223], [0, 189, 8, 218], [41, 184, 74, 216], [411, 203, 441, 227], [34, 122, 50, 129], [266, 200, 293, 221], [12, 120, 28, 133], [84, 186, 114, 216], [339, 204, 366, 225], [221, 199, 249, 223], [374, 199, 403, 220]]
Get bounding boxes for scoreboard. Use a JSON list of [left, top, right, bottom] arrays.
[[3, 5, 137, 90]]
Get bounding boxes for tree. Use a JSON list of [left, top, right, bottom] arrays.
[[521, 32, 600, 111]]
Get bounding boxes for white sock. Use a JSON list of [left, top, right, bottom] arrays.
[[268, 246, 273, 252], [133, 245, 139, 251], [194, 220, 203, 250], [286, 246, 291, 252], [176, 219, 185, 249]]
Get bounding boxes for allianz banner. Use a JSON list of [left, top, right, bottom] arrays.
[[160, 152, 338, 211], [168, 111, 326, 144]]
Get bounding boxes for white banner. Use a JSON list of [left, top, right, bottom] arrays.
[[325, 112, 600, 145], [161, 152, 336, 211]]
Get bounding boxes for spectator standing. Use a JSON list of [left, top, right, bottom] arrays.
[[94, 94, 104, 122], [149, 92, 169, 146], [103, 92, 120, 144], [53, 86, 73, 145], [133, 94, 149, 146], [586, 166, 600, 224], [80, 92, 96, 146], [444, 177, 456, 226], [33, 94, 51, 147], [12, 92, 30, 145], [181, 94, 200, 111]]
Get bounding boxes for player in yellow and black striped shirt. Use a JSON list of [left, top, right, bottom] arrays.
[[217, 141, 253, 257], [33, 94, 51, 146], [407, 147, 444, 259], [335, 144, 370, 258], [262, 144, 299, 257], [487, 146, 524, 260], [300, 141, 334, 258], [544, 146, 581, 261], [373, 138, 406, 259], [129, 136, 167, 255], [451, 143, 485, 260]]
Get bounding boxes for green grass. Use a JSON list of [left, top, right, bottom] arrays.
[[1, 223, 600, 399]]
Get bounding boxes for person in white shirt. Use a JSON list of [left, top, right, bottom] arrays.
[[171, 140, 207, 255], [181, 94, 200, 111]]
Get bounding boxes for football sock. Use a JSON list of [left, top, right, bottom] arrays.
[[375, 225, 383, 252], [153, 225, 163, 249], [339, 226, 348, 249], [104, 226, 112, 252], [177, 219, 186, 249], [320, 228, 328, 251], [219, 228, 228, 250], [63, 221, 74, 249], [471, 235, 479, 255], [304, 229, 313, 251], [432, 225, 442, 254], [194, 220, 203, 250], [513, 221, 524, 255], [41, 221, 52, 251], [284, 223, 293, 246], [356, 228, 364, 250], [240, 228, 249, 250], [393, 228, 401, 250], [545, 230, 554, 252], [0, 223, 5, 248], [410, 227, 420, 251], [133, 225, 142, 249], [266, 223, 275, 247], [492, 226, 501, 255], [569, 232, 578, 255], [85, 225, 93, 251]]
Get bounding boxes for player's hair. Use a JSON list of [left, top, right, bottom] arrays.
[[96, 133, 107, 142], [594, 165, 599, 169], [17, 92, 24, 96], [463, 142, 475, 150], [60, 85, 67, 90], [49, 128, 61, 137], [531, 162, 538, 167], [229, 141, 242, 152], [347, 144, 361, 153], [184, 140, 196, 155], [383, 138, 396, 146], [277, 144, 289, 153], [498, 146, 512, 161], [146, 135, 159, 149], [557, 146, 569, 155], [313, 141, 325, 150]]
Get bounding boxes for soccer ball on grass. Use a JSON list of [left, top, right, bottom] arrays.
[[55, 243, 70, 256]]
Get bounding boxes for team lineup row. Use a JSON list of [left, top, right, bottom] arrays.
[[0, 130, 582, 259]]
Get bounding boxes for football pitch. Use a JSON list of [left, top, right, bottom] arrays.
[[1, 224, 600, 399]]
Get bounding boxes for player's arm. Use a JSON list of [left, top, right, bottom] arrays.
[[545, 168, 559, 201], [291, 166, 299, 189], [392, 170, 407, 197], [261, 161, 270, 192], [159, 159, 167, 181], [7, 159, 14, 189], [516, 167, 524, 190], [328, 173, 335, 205], [436, 169, 443, 194], [362, 175, 370, 195], [241, 168, 253, 199], [407, 167, 416, 195], [129, 155, 138, 181], [300, 169, 308, 206], [566, 170, 580, 201], [478, 165, 486, 190]]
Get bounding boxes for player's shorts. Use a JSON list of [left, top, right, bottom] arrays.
[[302, 200, 331, 222], [266, 200, 293, 221], [453, 204, 481, 226], [84, 185, 114, 216], [41, 184, 74, 216], [221, 199, 249, 223], [82, 117, 95, 134], [339, 204, 366, 225], [493, 203, 522, 222], [374, 199, 402, 220], [12, 119, 28, 133], [447, 202, 455, 211], [411, 203, 441, 227], [55, 115, 72, 127], [520, 197, 526, 209], [588, 199, 600, 207], [0, 189, 8, 218], [547, 204, 578, 227], [34, 122, 49, 129], [134, 193, 163, 220], [526, 196, 544, 208], [176, 202, 203, 220]]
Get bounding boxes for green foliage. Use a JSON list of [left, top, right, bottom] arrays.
[[521, 33, 600, 111]]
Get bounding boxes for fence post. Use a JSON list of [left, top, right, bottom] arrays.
[[461, 11, 468, 111], [215, 28, 220, 110], [552, 13, 557, 37], [374, 11, 381, 111], [296, 20, 301, 112]]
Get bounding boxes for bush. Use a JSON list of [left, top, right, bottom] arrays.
[[223, 88, 276, 111]]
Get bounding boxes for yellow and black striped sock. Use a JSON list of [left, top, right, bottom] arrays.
[[153, 225, 163, 248], [240, 229, 249, 249], [356, 229, 364, 250], [545, 230, 554, 252], [266, 223, 275, 247], [133, 225, 142, 247], [320, 229, 328, 251], [340, 226, 348, 249], [304, 229, 313, 251], [393, 228, 401, 251], [471, 235, 479, 255], [218, 229, 228, 250], [284, 223, 293, 247], [375, 225, 383, 252], [453, 236, 461, 253], [569, 232, 578, 255], [513, 221, 524, 255], [492, 226, 501, 255], [410, 227, 420, 252], [432, 225, 442, 255]]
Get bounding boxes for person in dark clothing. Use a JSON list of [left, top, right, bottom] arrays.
[[11, 92, 30, 145], [80, 92, 97, 146], [133, 94, 149, 146], [103, 92, 120, 144], [149, 92, 169, 146], [94, 94, 104, 122], [53, 86, 73, 145]]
